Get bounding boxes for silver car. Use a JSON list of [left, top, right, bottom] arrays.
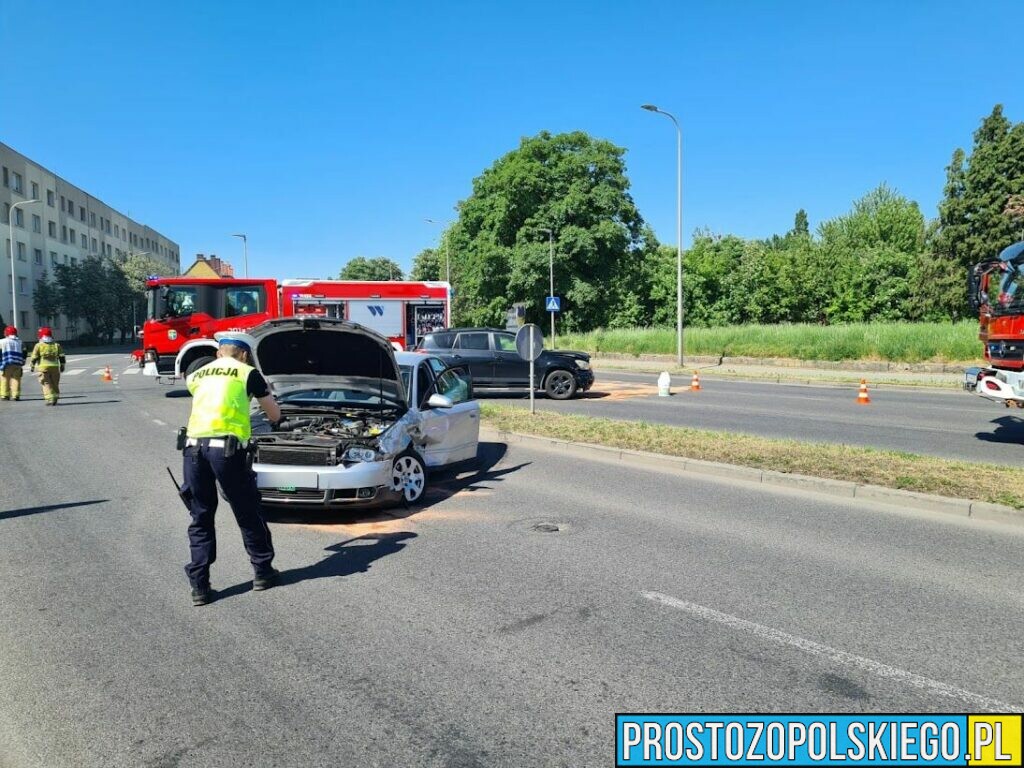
[[235, 318, 479, 507]]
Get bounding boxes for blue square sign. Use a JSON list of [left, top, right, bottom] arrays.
[[545, 296, 561, 313]]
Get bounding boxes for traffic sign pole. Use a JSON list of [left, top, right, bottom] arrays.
[[530, 333, 535, 414], [516, 324, 544, 416]]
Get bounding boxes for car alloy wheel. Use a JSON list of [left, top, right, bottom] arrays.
[[545, 370, 577, 400], [392, 453, 426, 503]]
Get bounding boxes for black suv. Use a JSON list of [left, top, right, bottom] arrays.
[[415, 328, 594, 400]]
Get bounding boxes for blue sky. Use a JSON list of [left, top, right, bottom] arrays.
[[1, 1, 1020, 278]]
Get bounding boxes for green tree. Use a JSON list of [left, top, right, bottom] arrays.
[[448, 130, 655, 330], [338, 256, 404, 281], [934, 105, 1024, 314], [32, 271, 62, 327], [792, 209, 809, 237], [409, 248, 441, 281]]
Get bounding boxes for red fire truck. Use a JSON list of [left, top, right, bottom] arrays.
[[139, 276, 450, 377]]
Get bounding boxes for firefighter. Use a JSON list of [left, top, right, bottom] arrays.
[[29, 327, 65, 405], [0, 326, 25, 401], [182, 334, 282, 606]]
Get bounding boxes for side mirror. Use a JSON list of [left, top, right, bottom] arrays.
[[427, 393, 453, 409], [134, 325, 143, 339]]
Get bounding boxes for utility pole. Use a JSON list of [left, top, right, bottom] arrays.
[[540, 228, 556, 347]]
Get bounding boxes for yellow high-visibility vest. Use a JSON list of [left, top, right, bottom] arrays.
[[186, 357, 255, 442]]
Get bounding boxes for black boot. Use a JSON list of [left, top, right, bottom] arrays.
[[253, 568, 279, 591], [191, 583, 213, 606]]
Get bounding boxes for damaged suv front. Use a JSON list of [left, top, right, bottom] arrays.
[[242, 318, 422, 507]]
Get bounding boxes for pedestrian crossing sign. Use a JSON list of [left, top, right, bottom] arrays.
[[546, 296, 561, 313]]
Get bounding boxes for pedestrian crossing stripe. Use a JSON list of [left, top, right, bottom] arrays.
[[92, 369, 105, 375], [122, 368, 140, 375], [65, 369, 86, 375]]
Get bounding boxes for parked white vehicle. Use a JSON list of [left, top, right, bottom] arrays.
[[234, 318, 479, 508]]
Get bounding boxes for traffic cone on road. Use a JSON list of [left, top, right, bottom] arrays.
[[690, 371, 701, 391], [102, 366, 113, 383], [856, 379, 871, 405]]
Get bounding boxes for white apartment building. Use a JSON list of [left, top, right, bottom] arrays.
[[1, 141, 180, 339]]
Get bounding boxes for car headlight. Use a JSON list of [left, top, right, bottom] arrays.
[[574, 359, 591, 370], [343, 446, 380, 463]]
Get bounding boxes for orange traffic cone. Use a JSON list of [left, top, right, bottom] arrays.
[[856, 378, 871, 405], [102, 365, 113, 382], [690, 370, 701, 391]]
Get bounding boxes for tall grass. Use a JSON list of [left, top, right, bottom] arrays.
[[555, 321, 980, 363]]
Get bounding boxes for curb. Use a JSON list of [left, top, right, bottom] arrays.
[[481, 427, 1023, 527]]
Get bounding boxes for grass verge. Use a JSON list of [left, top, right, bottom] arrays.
[[480, 404, 1024, 509], [556, 321, 980, 363]]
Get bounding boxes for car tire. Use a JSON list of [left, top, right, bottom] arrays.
[[544, 369, 578, 400], [392, 450, 427, 505], [185, 355, 216, 377]]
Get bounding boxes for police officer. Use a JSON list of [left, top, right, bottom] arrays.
[[183, 333, 281, 606]]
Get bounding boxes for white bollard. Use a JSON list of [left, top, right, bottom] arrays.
[[658, 371, 671, 397]]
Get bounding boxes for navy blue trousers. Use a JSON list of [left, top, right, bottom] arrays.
[[183, 441, 275, 587]]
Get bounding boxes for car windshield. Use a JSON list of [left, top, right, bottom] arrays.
[[277, 388, 402, 409]]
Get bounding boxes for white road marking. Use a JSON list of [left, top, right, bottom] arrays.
[[122, 367, 140, 375], [153, 419, 167, 426], [64, 368, 86, 376], [641, 591, 1020, 712], [92, 369, 106, 376]]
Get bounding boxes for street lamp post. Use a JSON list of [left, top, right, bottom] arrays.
[[232, 233, 248, 277], [540, 228, 556, 348], [641, 104, 684, 367], [8, 199, 41, 328], [424, 218, 451, 284]]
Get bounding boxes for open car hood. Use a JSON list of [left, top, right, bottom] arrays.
[[219, 318, 405, 405]]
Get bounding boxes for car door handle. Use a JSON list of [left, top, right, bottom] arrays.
[[469, 413, 478, 419]]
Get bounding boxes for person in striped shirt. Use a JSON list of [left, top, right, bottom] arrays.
[[0, 325, 25, 401]]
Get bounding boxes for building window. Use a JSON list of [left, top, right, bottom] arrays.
[[50, 251, 58, 266], [18, 277, 26, 295], [80, 233, 87, 248], [16, 242, 26, 261], [90, 212, 96, 227], [79, 206, 85, 222], [2, 167, 7, 187], [14, 208, 23, 227], [47, 189, 54, 207], [48, 221, 56, 237], [31, 181, 39, 199], [12, 172, 22, 194], [34, 249, 42, 265], [61, 195, 66, 211], [61, 225, 67, 242], [70, 257, 77, 266], [69, 227, 76, 244], [2, 202, 8, 224], [91, 237, 97, 252], [114, 224, 119, 238], [19, 311, 27, 328], [63, 254, 68, 264], [32, 214, 41, 233]]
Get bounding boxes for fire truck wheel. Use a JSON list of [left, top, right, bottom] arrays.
[[185, 355, 216, 377]]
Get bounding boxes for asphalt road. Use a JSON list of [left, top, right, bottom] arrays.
[[484, 369, 1024, 465], [1, 352, 1022, 766]]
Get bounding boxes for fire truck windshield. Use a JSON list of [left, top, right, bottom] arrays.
[[995, 264, 1024, 313], [147, 283, 267, 320]]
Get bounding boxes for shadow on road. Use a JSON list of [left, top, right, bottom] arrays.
[[52, 400, 122, 407], [164, 389, 190, 399], [0, 499, 108, 522], [975, 416, 1024, 445], [279, 531, 418, 587]]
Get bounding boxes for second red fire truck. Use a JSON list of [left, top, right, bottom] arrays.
[[140, 276, 450, 377]]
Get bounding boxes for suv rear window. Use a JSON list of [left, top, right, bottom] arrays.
[[421, 332, 455, 350], [456, 333, 490, 350]]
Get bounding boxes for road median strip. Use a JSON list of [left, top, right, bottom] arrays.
[[479, 405, 1024, 523]]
